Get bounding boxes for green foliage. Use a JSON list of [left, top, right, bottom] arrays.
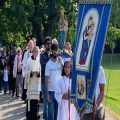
[[0, 0, 120, 49], [105, 0, 120, 49], [0, 0, 33, 46], [106, 23, 120, 49]]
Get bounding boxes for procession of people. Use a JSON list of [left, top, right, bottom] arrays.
[[0, 35, 106, 120], [0, 7, 106, 120]]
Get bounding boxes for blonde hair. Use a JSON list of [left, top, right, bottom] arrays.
[[16, 47, 21, 52], [52, 38, 58, 45]]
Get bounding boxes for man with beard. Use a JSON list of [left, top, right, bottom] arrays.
[[40, 37, 52, 120], [45, 44, 63, 120]]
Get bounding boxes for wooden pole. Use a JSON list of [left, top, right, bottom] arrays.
[[93, 96, 96, 120]]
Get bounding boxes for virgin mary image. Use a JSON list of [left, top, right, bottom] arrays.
[[79, 15, 95, 65]]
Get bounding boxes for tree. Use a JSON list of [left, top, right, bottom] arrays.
[[105, 0, 120, 51], [0, 0, 78, 46], [0, 0, 8, 6], [0, 0, 120, 52], [106, 23, 120, 49]]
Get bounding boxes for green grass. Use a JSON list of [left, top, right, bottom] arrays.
[[101, 54, 120, 116]]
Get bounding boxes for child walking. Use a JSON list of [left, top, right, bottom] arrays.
[[3, 64, 9, 94], [55, 61, 80, 120]]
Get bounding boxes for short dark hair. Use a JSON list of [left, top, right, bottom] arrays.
[[51, 44, 58, 50], [44, 36, 51, 45], [62, 61, 72, 78]]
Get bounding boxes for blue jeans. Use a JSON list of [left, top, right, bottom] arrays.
[[41, 83, 48, 120], [48, 91, 58, 120], [3, 81, 8, 93]]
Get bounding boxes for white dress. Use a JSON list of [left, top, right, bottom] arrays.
[[55, 76, 80, 120]]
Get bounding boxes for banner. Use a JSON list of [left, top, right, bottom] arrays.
[[70, 0, 111, 115]]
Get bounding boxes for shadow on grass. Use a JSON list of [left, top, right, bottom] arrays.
[[104, 95, 119, 102], [101, 54, 120, 70]]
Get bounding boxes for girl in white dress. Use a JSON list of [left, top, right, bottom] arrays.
[[55, 61, 80, 120]]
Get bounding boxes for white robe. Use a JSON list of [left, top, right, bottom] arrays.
[[55, 76, 80, 120], [22, 50, 32, 89]]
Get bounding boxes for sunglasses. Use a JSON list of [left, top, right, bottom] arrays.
[[46, 42, 51, 45]]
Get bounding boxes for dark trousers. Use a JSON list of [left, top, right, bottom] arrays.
[[8, 75, 13, 92], [22, 78, 27, 101], [26, 100, 39, 120], [0, 70, 3, 91], [12, 78, 16, 96], [3, 81, 8, 93], [81, 107, 103, 120]]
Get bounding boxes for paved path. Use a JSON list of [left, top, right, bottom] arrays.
[[0, 93, 119, 120], [0, 93, 43, 120]]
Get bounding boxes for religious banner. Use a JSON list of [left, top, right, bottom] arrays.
[[58, 50, 71, 63], [70, 0, 111, 116]]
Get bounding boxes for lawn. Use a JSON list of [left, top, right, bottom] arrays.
[[101, 54, 120, 116]]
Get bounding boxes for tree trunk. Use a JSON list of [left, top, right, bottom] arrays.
[[32, 0, 43, 46], [44, 0, 56, 37], [0, 0, 8, 6]]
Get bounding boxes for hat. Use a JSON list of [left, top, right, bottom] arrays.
[[51, 44, 58, 50], [16, 47, 21, 52]]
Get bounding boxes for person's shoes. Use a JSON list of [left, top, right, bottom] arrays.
[[23, 100, 26, 104], [37, 115, 40, 120], [12, 93, 14, 97], [9, 91, 11, 95], [0, 90, 3, 93], [16, 95, 20, 99], [4, 92, 6, 95]]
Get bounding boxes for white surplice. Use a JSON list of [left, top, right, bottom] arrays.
[[55, 76, 80, 120]]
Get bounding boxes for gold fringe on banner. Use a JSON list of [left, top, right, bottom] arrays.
[[69, 99, 75, 103], [79, 0, 111, 4]]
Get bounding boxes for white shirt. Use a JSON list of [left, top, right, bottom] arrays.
[[22, 50, 33, 70], [3, 69, 8, 82], [85, 66, 106, 113], [45, 58, 63, 91]]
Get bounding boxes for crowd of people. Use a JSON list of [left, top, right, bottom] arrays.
[[0, 36, 106, 120]]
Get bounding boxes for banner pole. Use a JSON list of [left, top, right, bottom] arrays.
[[93, 94, 96, 120]]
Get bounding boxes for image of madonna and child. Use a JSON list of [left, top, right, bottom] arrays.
[[79, 15, 95, 65]]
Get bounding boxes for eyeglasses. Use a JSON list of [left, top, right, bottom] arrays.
[[46, 42, 51, 45]]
